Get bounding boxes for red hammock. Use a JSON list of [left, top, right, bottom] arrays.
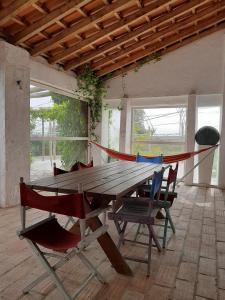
[[90, 141, 218, 164]]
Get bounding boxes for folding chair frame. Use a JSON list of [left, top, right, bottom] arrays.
[[18, 179, 108, 300], [109, 169, 164, 276], [136, 163, 178, 248]]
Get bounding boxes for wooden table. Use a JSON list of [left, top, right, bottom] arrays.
[[28, 161, 162, 276]]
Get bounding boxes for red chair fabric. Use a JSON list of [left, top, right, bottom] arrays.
[[23, 218, 81, 250], [53, 166, 69, 176], [20, 183, 85, 218], [78, 160, 93, 169], [70, 161, 80, 172]]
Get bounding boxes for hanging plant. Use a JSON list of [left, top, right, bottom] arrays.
[[74, 65, 106, 141], [134, 51, 162, 72]]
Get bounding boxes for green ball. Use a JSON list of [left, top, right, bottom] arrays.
[[195, 126, 220, 145]]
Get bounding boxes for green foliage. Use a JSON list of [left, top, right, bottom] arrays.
[[30, 93, 88, 169], [134, 51, 162, 72], [74, 65, 106, 141]]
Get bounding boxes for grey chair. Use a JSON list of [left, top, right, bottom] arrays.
[[108, 168, 164, 276]]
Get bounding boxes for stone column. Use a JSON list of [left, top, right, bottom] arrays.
[[0, 41, 30, 207], [184, 93, 196, 185]]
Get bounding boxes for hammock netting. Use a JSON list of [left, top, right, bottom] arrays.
[[90, 141, 218, 164]]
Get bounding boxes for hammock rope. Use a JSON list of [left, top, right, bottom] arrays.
[[90, 141, 218, 164]]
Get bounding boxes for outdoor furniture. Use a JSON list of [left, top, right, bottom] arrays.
[[53, 159, 93, 175], [18, 178, 108, 300], [27, 160, 162, 276], [108, 168, 164, 276], [137, 162, 179, 248]]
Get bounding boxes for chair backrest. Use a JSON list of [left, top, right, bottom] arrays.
[[53, 163, 69, 176], [136, 153, 163, 164], [70, 161, 80, 172], [78, 160, 94, 169], [149, 168, 164, 200], [166, 162, 179, 192], [20, 181, 85, 219]]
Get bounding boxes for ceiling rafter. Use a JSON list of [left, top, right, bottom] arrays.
[[30, 0, 133, 56], [64, 0, 210, 71], [91, 2, 225, 70], [109, 22, 225, 79], [48, 0, 171, 64], [0, 0, 39, 26], [10, 0, 93, 44], [1, 0, 225, 78], [96, 13, 225, 76]]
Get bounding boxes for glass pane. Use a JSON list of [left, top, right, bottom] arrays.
[[194, 106, 220, 185], [131, 142, 185, 179], [104, 108, 121, 163], [30, 85, 88, 180], [31, 140, 88, 180], [132, 107, 186, 142]]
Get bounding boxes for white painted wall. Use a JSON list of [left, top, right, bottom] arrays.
[[30, 57, 77, 96], [106, 30, 225, 99], [0, 41, 30, 207]]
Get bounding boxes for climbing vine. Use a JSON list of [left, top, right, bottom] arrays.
[[74, 65, 106, 141], [134, 51, 162, 72]]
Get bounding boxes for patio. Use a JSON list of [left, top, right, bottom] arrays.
[[0, 0, 225, 299], [0, 185, 225, 300]]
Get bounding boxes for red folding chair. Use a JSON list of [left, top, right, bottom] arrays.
[[53, 160, 94, 229], [18, 178, 108, 300]]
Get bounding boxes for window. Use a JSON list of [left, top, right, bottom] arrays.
[[30, 85, 88, 180], [131, 107, 186, 177], [102, 106, 121, 162], [194, 105, 221, 185]]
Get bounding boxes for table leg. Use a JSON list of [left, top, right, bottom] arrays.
[[70, 196, 133, 277]]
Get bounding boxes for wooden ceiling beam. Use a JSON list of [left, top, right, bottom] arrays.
[[49, 0, 171, 64], [97, 13, 225, 76], [108, 23, 225, 79], [92, 2, 225, 70], [11, 0, 92, 44], [64, 0, 210, 71], [30, 0, 133, 56], [0, 0, 38, 26]]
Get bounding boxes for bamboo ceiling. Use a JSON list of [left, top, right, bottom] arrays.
[[0, 0, 225, 79]]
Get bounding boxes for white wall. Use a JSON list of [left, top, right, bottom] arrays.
[[30, 57, 77, 96], [106, 30, 225, 99], [0, 41, 30, 207]]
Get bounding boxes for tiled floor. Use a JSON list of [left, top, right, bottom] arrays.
[[0, 185, 225, 300]]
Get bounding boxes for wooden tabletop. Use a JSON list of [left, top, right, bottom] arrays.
[[28, 161, 162, 199]]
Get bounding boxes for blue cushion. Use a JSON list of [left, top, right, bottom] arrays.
[[136, 154, 163, 164]]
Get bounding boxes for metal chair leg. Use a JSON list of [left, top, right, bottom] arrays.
[[134, 223, 142, 241], [64, 216, 75, 229], [163, 211, 169, 248], [115, 220, 127, 249], [167, 209, 175, 233], [150, 225, 162, 252], [147, 225, 153, 277], [28, 241, 71, 300], [76, 252, 106, 284]]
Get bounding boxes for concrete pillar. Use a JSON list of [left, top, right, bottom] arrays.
[[184, 93, 196, 185], [119, 98, 131, 153], [0, 41, 30, 207], [219, 95, 225, 188]]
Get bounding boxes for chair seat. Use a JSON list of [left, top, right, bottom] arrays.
[[109, 199, 158, 225], [22, 218, 81, 251], [155, 200, 172, 209], [138, 185, 177, 203]]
